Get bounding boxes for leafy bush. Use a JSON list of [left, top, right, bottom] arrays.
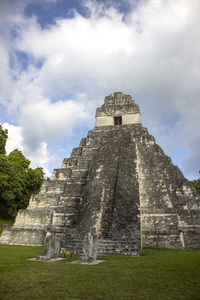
[[0, 125, 44, 219], [191, 171, 200, 193]]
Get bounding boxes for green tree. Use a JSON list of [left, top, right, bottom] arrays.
[[0, 155, 19, 218], [0, 127, 45, 219], [0, 125, 8, 154], [191, 171, 200, 193], [191, 180, 200, 193], [8, 150, 44, 212]]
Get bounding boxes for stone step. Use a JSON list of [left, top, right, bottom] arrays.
[[61, 237, 139, 255], [0, 225, 12, 244], [79, 138, 86, 147], [51, 168, 72, 180], [76, 159, 91, 169], [61, 158, 69, 168], [66, 158, 79, 168], [1, 228, 46, 246], [63, 182, 85, 195], [40, 180, 66, 194], [71, 169, 88, 178], [57, 196, 80, 206], [52, 168, 89, 181], [28, 194, 60, 208], [71, 147, 83, 158], [81, 147, 98, 157], [13, 208, 54, 230]]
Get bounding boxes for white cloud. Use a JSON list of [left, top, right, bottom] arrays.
[[1, 0, 200, 178], [2, 122, 51, 176], [3, 122, 24, 154], [27, 141, 52, 177], [20, 97, 90, 150], [0, 44, 11, 105]]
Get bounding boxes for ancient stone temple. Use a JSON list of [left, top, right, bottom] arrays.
[[1, 92, 200, 255]]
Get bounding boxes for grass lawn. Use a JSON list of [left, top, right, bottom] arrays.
[[0, 245, 199, 300]]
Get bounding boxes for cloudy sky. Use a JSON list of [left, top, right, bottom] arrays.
[[0, 0, 200, 179]]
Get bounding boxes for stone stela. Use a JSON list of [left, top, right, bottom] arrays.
[[0, 92, 200, 256], [35, 232, 60, 261], [78, 232, 98, 264]]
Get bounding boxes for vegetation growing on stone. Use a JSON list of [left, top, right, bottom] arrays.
[[0, 124, 44, 220], [191, 174, 200, 193]]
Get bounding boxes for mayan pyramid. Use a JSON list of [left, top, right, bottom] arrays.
[[1, 92, 200, 256]]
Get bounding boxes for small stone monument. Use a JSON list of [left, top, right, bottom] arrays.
[[36, 232, 60, 261], [78, 232, 98, 264], [44, 232, 60, 258]]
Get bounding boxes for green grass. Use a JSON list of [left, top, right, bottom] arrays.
[[0, 246, 200, 300]]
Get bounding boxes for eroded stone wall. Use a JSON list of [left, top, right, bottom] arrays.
[[134, 126, 200, 249]]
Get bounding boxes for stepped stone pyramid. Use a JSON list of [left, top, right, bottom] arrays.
[[1, 92, 200, 255]]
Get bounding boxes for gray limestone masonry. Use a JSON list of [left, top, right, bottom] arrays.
[[1, 92, 200, 255]]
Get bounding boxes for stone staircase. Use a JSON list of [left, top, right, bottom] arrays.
[[49, 133, 100, 241], [100, 206, 114, 238]]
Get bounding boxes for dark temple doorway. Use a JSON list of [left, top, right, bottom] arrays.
[[114, 116, 122, 125]]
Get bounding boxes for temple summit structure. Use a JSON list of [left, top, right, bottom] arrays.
[[1, 92, 200, 256]]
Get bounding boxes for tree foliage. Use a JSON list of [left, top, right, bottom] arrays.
[[0, 125, 8, 154], [191, 178, 200, 193], [0, 125, 44, 220]]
